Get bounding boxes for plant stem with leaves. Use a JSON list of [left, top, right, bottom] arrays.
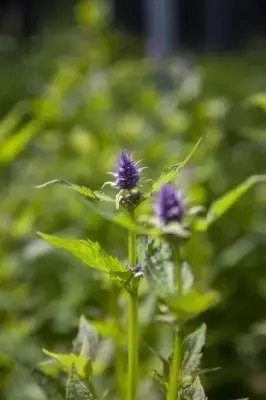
[[127, 210, 138, 400]]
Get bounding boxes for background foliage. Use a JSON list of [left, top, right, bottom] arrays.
[[0, 1, 266, 399]]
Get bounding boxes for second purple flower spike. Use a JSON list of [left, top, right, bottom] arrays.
[[155, 184, 185, 226]]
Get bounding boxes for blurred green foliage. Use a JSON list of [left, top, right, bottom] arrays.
[[0, 1, 266, 399]]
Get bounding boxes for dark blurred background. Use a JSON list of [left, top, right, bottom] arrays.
[[0, 1, 266, 399], [1, 0, 266, 49]]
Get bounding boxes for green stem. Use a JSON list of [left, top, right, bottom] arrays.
[[128, 222, 136, 268], [167, 331, 181, 400], [167, 248, 183, 400], [116, 343, 125, 398], [128, 291, 138, 400], [127, 211, 138, 400], [110, 285, 124, 398]]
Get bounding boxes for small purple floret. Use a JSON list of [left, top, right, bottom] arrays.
[[155, 184, 185, 225], [115, 151, 140, 190]]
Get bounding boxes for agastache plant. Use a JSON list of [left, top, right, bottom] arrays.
[[35, 144, 264, 399]]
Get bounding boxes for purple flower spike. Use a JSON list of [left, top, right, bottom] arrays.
[[114, 151, 140, 190], [155, 184, 185, 226]]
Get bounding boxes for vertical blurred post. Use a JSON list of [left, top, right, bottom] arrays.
[[205, 0, 233, 52], [145, 0, 178, 59]]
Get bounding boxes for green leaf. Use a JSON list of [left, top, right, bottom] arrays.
[[16, 359, 65, 399], [152, 138, 202, 192], [195, 174, 266, 231], [94, 190, 115, 202], [66, 363, 95, 400], [112, 212, 158, 235], [86, 208, 159, 235], [36, 179, 115, 203], [38, 233, 130, 280], [43, 350, 88, 379], [143, 236, 175, 298], [0, 104, 27, 139], [168, 289, 219, 319], [35, 179, 97, 201], [248, 93, 266, 111], [89, 320, 121, 341], [36, 180, 156, 234], [182, 324, 206, 374], [0, 121, 40, 164]]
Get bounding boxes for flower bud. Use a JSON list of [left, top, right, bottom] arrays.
[[155, 184, 185, 226], [115, 151, 140, 190]]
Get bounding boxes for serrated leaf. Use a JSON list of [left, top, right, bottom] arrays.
[[152, 138, 202, 192], [195, 175, 266, 231], [43, 350, 90, 379], [36, 180, 158, 235], [93, 190, 115, 202], [168, 289, 219, 319], [143, 236, 175, 298], [66, 363, 95, 400], [38, 233, 130, 281], [35, 179, 97, 200], [182, 324, 206, 374], [73, 316, 98, 361], [16, 359, 65, 399]]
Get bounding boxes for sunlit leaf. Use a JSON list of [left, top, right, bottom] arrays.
[[43, 350, 88, 379], [248, 93, 266, 111], [152, 138, 202, 192], [206, 175, 266, 224], [38, 233, 130, 279], [195, 175, 266, 231], [66, 363, 95, 400], [182, 324, 206, 374], [89, 320, 121, 341], [168, 289, 219, 318]]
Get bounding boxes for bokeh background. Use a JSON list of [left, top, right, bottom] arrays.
[[0, 1, 266, 399]]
